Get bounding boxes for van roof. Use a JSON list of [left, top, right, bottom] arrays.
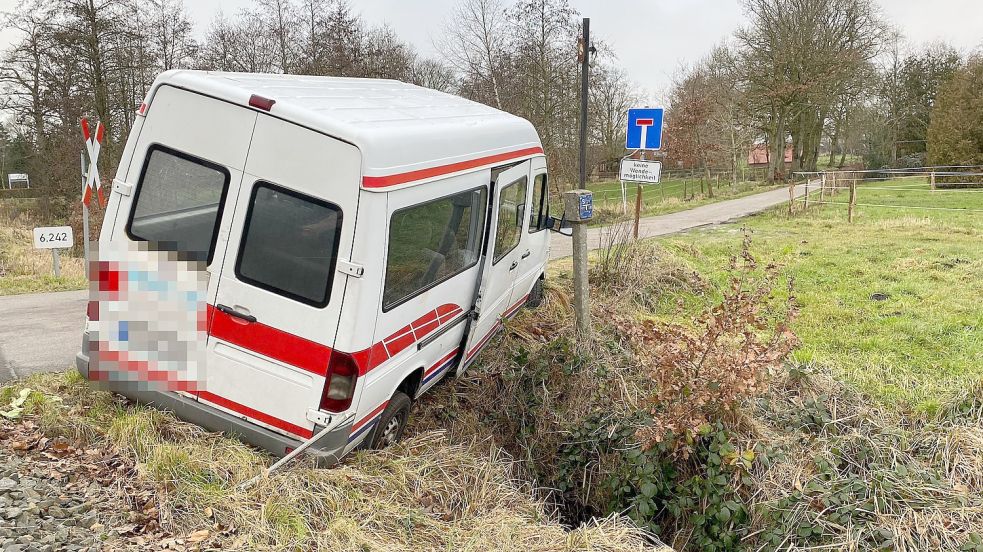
[[148, 71, 544, 191]]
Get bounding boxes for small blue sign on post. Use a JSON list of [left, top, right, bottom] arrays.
[[578, 194, 593, 220], [626, 108, 664, 150]]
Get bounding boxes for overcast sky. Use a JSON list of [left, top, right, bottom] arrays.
[[1, 0, 982, 100]]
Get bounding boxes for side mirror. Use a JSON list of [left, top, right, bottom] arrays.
[[544, 215, 573, 237]]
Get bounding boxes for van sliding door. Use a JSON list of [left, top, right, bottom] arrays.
[[460, 160, 531, 372]]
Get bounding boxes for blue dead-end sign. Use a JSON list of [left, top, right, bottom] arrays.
[[579, 194, 593, 220], [626, 107, 664, 150]]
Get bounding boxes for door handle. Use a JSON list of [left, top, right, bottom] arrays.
[[521, 250, 531, 259], [216, 304, 257, 324], [509, 260, 518, 270]]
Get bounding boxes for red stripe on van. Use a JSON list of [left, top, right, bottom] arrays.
[[465, 295, 528, 360], [466, 327, 498, 361], [503, 294, 529, 319], [362, 147, 545, 189], [198, 390, 314, 439], [206, 302, 464, 379], [208, 304, 332, 377], [425, 348, 460, 377], [352, 400, 389, 432], [350, 303, 464, 375]]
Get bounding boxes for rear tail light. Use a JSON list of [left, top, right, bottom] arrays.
[[320, 351, 359, 412]]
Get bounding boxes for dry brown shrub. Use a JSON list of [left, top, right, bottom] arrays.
[[632, 232, 799, 452]]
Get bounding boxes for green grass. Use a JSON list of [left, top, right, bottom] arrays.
[[584, 178, 783, 226], [658, 178, 983, 413]]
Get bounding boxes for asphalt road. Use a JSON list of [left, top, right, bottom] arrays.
[[549, 182, 807, 259], [0, 183, 808, 383], [0, 289, 87, 382]]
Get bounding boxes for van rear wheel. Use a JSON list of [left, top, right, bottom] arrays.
[[371, 391, 411, 450]]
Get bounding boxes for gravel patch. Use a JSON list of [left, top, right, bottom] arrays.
[[0, 421, 170, 551]]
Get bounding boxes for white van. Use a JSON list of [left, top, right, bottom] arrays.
[[76, 71, 558, 463]]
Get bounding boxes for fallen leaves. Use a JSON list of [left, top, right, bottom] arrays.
[[186, 529, 210, 542], [0, 388, 31, 419]]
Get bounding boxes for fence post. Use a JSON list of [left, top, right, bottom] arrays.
[[930, 172, 936, 191], [804, 179, 810, 209], [788, 182, 795, 216], [820, 173, 826, 203], [848, 180, 856, 223]]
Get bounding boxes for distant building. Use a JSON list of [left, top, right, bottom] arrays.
[[748, 144, 792, 168]]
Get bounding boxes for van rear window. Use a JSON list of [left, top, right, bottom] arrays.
[[235, 182, 343, 307], [127, 146, 230, 262], [384, 187, 487, 311]]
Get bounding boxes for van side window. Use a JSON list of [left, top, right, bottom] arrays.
[[493, 176, 527, 263], [127, 146, 230, 262], [529, 173, 548, 233], [235, 182, 343, 308], [384, 187, 487, 311]]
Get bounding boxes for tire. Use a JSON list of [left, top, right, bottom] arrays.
[[525, 277, 545, 309], [370, 391, 412, 450]]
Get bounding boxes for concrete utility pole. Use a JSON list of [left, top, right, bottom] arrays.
[[564, 190, 592, 337]]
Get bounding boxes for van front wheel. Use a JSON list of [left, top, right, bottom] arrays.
[[526, 278, 544, 309], [371, 391, 411, 449]]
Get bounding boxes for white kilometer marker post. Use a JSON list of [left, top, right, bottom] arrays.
[[33, 226, 74, 278]]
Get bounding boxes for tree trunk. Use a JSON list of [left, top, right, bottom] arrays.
[[838, 108, 850, 167], [768, 107, 786, 182]]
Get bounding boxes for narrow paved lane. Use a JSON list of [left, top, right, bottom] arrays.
[[0, 183, 807, 382], [549, 183, 806, 259], [0, 289, 86, 382]]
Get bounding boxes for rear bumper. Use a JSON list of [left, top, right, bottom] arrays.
[[75, 341, 351, 465]]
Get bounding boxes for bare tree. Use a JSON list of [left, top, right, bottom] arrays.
[[589, 64, 638, 172], [438, 0, 508, 109], [736, 0, 885, 179]]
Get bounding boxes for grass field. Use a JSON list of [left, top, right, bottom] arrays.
[[660, 177, 983, 412], [585, 177, 782, 226]]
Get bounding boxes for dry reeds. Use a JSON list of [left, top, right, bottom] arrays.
[[744, 367, 983, 551], [1, 372, 660, 551]]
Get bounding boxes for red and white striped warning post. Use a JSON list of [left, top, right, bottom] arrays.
[[81, 118, 106, 208], [81, 117, 105, 278]]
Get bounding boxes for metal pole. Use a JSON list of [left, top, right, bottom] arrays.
[[81, 151, 90, 279], [52, 249, 61, 278], [578, 17, 590, 190], [633, 185, 642, 239]]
